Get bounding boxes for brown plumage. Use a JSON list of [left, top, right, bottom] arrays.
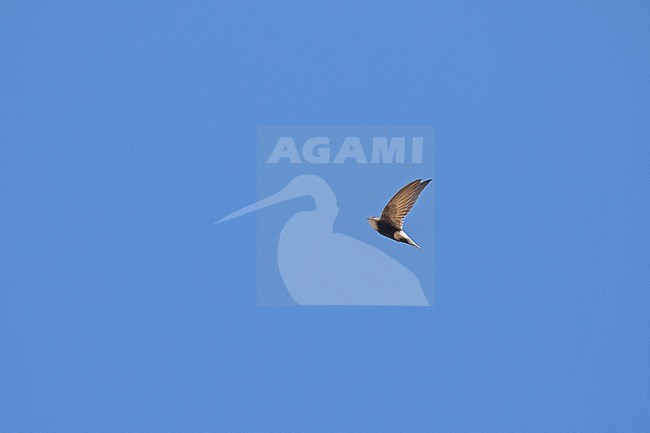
[[368, 178, 431, 248]]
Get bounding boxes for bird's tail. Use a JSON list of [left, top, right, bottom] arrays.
[[406, 238, 421, 249], [399, 231, 421, 249]]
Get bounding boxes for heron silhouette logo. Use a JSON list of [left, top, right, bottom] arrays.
[[218, 126, 434, 306]]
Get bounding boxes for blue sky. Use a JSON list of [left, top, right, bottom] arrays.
[[2, 1, 649, 432]]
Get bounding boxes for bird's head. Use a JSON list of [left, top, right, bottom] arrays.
[[367, 216, 380, 230]]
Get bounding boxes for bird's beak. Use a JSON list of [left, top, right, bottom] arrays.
[[216, 183, 302, 224]]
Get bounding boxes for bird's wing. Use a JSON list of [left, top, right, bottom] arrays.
[[381, 179, 431, 229]]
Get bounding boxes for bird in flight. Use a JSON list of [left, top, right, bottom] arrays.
[[367, 178, 431, 249]]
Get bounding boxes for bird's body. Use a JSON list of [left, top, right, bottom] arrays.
[[367, 218, 418, 247], [368, 179, 431, 248]]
